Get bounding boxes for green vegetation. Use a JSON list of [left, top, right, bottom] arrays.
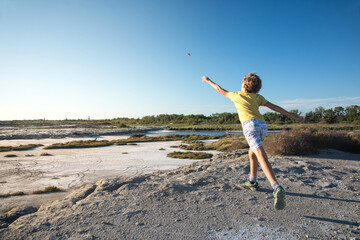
[[32, 186, 61, 194], [44, 140, 113, 149], [122, 152, 128, 154], [180, 140, 206, 151], [115, 134, 221, 144], [44, 134, 221, 149], [4, 154, 17, 158], [205, 134, 249, 152], [40, 152, 52, 156], [2, 105, 358, 128], [167, 151, 213, 159], [168, 124, 241, 131], [0, 192, 25, 198], [0, 144, 42, 152], [264, 129, 360, 156], [159, 148, 165, 150], [0, 146, 12, 152]]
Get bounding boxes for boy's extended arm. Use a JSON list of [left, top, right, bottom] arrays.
[[202, 76, 230, 98], [265, 102, 305, 123]]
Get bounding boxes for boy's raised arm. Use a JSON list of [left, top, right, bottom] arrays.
[[202, 76, 230, 98], [265, 102, 304, 123]]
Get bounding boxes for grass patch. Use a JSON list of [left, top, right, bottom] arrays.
[[44, 140, 113, 149], [206, 134, 248, 152], [112, 134, 221, 145], [167, 151, 213, 159], [25, 154, 34, 157], [122, 152, 128, 154], [43, 134, 220, 149], [0, 144, 42, 152], [127, 143, 137, 145], [4, 154, 17, 158], [32, 186, 61, 194], [12, 144, 43, 151], [170, 145, 179, 148], [159, 148, 165, 150], [179, 140, 205, 151], [40, 152, 52, 156], [0, 192, 25, 198], [264, 129, 360, 156], [0, 146, 12, 152]]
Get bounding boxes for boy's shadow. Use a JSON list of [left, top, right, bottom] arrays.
[[258, 188, 360, 227], [258, 188, 360, 203]]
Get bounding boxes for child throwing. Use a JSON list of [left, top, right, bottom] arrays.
[[202, 73, 304, 210]]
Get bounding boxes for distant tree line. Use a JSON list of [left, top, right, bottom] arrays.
[[113, 105, 360, 125], [114, 113, 240, 125], [1, 105, 359, 126]]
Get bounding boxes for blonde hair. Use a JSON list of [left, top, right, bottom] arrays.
[[243, 73, 262, 93]]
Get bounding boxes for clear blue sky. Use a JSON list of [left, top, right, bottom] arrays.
[[1, 0, 359, 120]]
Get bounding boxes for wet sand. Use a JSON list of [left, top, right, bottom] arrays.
[[0, 136, 218, 212]]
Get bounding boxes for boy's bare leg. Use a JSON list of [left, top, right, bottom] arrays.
[[249, 148, 258, 179], [253, 146, 277, 185]]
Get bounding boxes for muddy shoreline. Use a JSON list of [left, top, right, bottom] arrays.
[[0, 125, 166, 140]]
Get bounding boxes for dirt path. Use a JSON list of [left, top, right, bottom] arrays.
[[1, 149, 359, 239]]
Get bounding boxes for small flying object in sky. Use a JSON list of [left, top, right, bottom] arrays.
[[187, 53, 191, 56]]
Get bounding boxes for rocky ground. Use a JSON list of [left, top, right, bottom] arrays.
[[1, 149, 359, 239]]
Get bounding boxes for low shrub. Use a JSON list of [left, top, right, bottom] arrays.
[[349, 132, 360, 143], [44, 140, 113, 149], [40, 152, 52, 156], [167, 151, 213, 159], [264, 129, 317, 156], [0, 144, 42, 152], [0, 192, 25, 198], [4, 154, 17, 158], [312, 130, 360, 153], [12, 144, 43, 151], [159, 148, 165, 150], [130, 134, 146, 138], [206, 134, 248, 152], [0, 146, 12, 152], [180, 140, 205, 151], [264, 129, 360, 156], [32, 186, 61, 194]]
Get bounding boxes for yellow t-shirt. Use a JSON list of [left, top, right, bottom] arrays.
[[228, 91, 268, 124]]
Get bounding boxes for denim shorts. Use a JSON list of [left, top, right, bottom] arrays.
[[242, 119, 268, 151]]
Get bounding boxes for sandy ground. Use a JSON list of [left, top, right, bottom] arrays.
[[1, 148, 359, 239], [0, 136, 219, 212]]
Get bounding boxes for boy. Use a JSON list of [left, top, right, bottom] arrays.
[[202, 73, 304, 210]]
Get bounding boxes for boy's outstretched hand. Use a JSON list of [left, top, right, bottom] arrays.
[[202, 76, 211, 83]]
